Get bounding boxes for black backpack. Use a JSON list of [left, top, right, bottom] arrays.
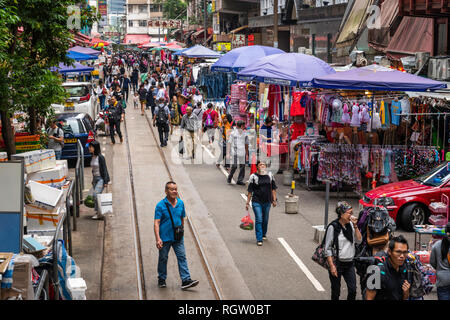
[[156, 106, 168, 125]]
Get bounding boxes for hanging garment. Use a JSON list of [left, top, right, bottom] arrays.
[[290, 91, 305, 116], [391, 100, 402, 126], [330, 98, 343, 125], [372, 111, 382, 129], [341, 103, 351, 124], [350, 103, 361, 127], [400, 97, 411, 122]]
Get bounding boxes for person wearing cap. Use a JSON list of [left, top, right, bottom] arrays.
[[324, 201, 362, 300]]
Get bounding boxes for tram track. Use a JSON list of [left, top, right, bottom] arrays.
[[118, 108, 221, 300]]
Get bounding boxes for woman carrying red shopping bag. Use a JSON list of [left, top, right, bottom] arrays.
[[245, 161, 277, 246]]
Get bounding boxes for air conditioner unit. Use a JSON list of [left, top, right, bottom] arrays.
[[415, 52, 430, 71], [428, 57, 450, 81]]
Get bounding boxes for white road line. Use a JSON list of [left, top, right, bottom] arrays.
[[201, 144, 214, 159], [240, 193, 252, 205], [277, 237, 325, 292], [219, 164, 235, 184]]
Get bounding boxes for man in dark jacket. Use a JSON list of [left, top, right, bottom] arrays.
[[146, 85, 156, 115], [106, 96, 125, 144], [122, 74, 131, 102], [131, 68, 139, 92]]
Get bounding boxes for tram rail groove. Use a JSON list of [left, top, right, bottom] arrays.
[[123, 116, 147, 300], [143, 111, 223, 300]]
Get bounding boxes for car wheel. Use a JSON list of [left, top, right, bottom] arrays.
[[400, 203, 428, 232]]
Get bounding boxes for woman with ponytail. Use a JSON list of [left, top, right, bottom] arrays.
[[430, 222, 450, 300]]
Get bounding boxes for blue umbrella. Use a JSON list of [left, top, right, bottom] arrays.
[[180, 45, 221, 58], [172, 47, 190, 56], [237, 53, 336, 86], [211, 45, 285, 73], [50, 62, 94, 74], [312, 64, 447, 92], [66, 51, 97, 61]]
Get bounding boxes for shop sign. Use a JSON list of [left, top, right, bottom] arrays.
[[97, 0, 107, 16], [247, 34, 255, 46], [232, 34, 246, 48], [216, 42, 231, 52], [263, 78, 291, 86], [213, 13, 220, 35], [148, 20, 182, 28]]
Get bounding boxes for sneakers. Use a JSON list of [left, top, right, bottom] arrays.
[[236, 181, 245, 186], [257, 242, 263, 246], [158, 279, 166, 288], [262, 236, 267, 241], [227, 177, 232, 184], [181, 279, 199, 290], [91, 214, 103, 220]]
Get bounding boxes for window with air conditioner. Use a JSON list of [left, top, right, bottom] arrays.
[[139, 20, 147, 27]]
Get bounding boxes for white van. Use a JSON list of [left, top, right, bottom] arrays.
[[52, 82, 99, 120]]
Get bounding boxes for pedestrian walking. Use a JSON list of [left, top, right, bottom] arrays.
[[138, 83, 147, 116], [147, 85, 156, 115], [245, 161, 277, 246], [216, 114, 233, 168], [154, 181, 199, 290], [170, 95, 181, 135], [324, 201, 362, 300], [131, 67, 139, 92], [180, 106, 200, 160], [88, 140, 110, 220], [153, 98, 171, 147], [121, 74, 131, 102], [105, 96, 124, 144], [133, 91, 139, 109], [227, 121, 248, 185], [202, 103, 219, 144], [97, 80, 108, 110], [365, 235, 411, 300], [430, 222, 450, 300], [46, 119, 65, 160]]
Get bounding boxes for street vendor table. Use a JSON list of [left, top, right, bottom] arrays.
[[413, 225, 446, 250], [260, 142, 288, 157]]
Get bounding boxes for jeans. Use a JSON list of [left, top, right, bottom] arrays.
[[54, 150, 62, 160], [131, 81, 137, 92], [109, 119, 122, 144], [228, 155, 245, 183], [123, 87, 129, 102], [157, 239, 191, 282], [92, 176, 104, 213], [99, 95, 106, 110], [252, 202, 271, 242], [328, 261, 357, 300], [157, 123, 169, 146], [437, 285, 450, 300]]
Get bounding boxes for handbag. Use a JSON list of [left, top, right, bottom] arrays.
[[164, 202, 184, 241], [239, 211, 254, 230], [311, 222, 337, 270]]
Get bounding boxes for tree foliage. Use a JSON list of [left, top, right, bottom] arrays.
[[157, 0, 187, 20]]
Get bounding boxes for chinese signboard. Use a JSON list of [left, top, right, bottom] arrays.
[[216, 42, 231, 52], [98, 0, 107, 16], [148, 20, 182, 28], [231, 34, 246, 48]]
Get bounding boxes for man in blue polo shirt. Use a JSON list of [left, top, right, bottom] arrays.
[[154, 181, 199, 290]]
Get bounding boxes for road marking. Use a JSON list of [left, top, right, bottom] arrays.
[[240, 193, 252, 206], [202, 144, 214, 159], [277, 237, 325, 292], [219, 164, 235, 184]]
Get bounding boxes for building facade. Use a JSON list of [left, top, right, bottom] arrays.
[[125, 0, 169, 44]]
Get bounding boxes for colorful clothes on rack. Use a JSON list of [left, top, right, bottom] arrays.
[[391, 100, 402, 125]]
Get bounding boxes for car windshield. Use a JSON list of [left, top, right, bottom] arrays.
[[414, 162, 450, 187], [59, 118, 83, 134], [64, 85, 89, 98]]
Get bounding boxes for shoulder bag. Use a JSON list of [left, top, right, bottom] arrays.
[[164, 202, 184, 241], [311, 221, 339, 270]]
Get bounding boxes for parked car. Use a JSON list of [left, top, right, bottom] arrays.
[[360, 161, 450, 231], [55, 112, 96, 165], [52, 82, 99, 120]]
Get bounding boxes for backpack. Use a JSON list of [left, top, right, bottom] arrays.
[[205, 110, 214, 127], [156, 106, 168, 125]]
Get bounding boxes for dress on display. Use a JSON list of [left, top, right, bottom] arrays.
[[350, 104, 361, 127]]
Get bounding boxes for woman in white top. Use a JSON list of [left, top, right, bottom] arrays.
[[324, 201, 362, 300]]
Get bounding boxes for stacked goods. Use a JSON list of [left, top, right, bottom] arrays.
[[27, 160, 68, 189], [230, 83, 249, 126], [14, 134, 42, 153], [0, 152, 7, 162], [11, 149, 56, 174]]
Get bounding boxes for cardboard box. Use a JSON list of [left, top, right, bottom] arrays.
[[12, 149, 56, 174], [28, 161, 67, 188], [28, 180, 63, 211], [1, 260, 33, 300], [25, 200, 64, 232], [0, 253, 14, 274]]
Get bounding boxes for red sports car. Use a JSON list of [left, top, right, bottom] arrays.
[[360, 162, 450, 231]]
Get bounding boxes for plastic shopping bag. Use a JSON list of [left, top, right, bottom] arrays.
[[240, 211, 254, 231]]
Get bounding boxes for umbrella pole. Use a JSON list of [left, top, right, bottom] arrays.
[[370, 92, 374, 145], [287, 86, 291, 172]]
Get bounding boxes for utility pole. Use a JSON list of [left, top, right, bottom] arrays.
[[273, 0, 278, 48], [203, 0, 207, 45]]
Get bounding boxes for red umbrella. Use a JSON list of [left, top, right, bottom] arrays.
[[142, 42, 160, 48]]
